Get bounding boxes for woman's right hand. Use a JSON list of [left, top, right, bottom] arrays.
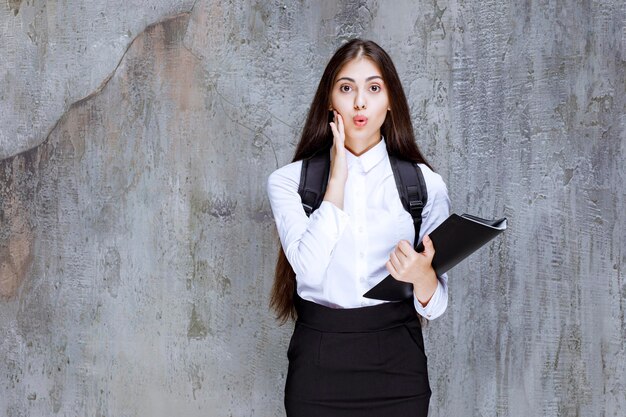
[[329, 111, 348, 185], [323, 111, 348, 210]]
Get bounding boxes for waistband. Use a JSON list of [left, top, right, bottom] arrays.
[[294, 294, 419, 333]]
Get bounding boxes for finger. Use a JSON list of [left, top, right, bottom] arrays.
[[393, 245, 408, 263], [421, 234, 435, 258], [385, 259, 398, 278], [397, 240, 415, 258], [336, 112, 345, 140], [389, 249, 403, 272], [329, 122, 339, 140]]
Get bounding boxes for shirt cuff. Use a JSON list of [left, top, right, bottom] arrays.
[[413, 277, 446, 320]]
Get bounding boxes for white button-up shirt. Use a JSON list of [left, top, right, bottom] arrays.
[[267, 138, 451, 319]]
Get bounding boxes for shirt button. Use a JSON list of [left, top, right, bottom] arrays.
[[360, 275, 366, 282], [359, 252, 365, 258], [358, 226, 364, 233]]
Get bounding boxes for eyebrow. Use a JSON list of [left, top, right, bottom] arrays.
[[335, 75, 384, 83]]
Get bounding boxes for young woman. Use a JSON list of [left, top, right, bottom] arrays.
[[266, 39, 450, 417]]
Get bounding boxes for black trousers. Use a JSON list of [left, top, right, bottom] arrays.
[[285, 294, 431, 417]]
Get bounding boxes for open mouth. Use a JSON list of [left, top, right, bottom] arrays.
[[353, 115, 368, 127]]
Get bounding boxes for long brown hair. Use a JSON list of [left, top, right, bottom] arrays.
[[270, 39, 433, 323]]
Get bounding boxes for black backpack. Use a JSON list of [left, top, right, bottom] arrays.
[[297, 150, 428, 251]]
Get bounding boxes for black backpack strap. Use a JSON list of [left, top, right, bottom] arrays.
[[388, 155, 428, 250], [298, 150, 331, 217]]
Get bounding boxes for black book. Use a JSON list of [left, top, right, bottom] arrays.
[[363, 214, 507, 301]]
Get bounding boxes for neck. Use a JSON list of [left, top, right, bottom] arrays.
[[345, 134, 382, 157]]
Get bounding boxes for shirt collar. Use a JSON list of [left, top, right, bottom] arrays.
[[346, 136, 387, 173]]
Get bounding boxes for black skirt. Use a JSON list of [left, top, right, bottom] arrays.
[[285, 294, 431, 417]]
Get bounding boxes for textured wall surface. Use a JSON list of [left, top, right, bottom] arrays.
[[1, 1, 624, 416], [0, 0, 195, 159]]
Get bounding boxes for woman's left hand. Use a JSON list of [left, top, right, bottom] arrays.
[[385, 235, 438, 305]]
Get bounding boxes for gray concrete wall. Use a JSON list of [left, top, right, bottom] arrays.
[[1, 1, 624, 416]]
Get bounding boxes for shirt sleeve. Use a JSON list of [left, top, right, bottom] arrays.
[[413, 165, 451, 320], [266, 161, 350, 288]]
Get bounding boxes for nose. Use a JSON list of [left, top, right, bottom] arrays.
[[354, 91, 366, 110]]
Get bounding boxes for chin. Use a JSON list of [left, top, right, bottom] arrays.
[[347, 127, 374, 138]]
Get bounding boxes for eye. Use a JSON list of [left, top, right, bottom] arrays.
[[370, 84, 381, 92], [339, 84, 352, 93]]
